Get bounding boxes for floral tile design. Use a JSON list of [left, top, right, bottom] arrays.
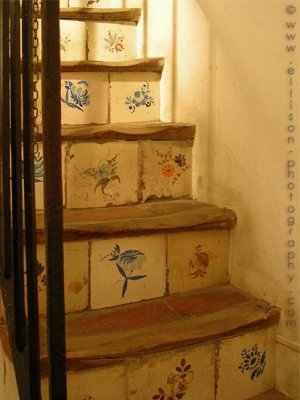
[[61, 80, 90, 112], [100, 243, 147, 298], [140, 141, 192, 202], [152, 358, 194, 400], [189, 245, 217, 279], [90, 235, 166, 309], [125, 82, 154, 113], [239, 345, 266, 381], [83, 154, 120, 195], [61, 72, 108, 125], [167, 231, 229, 294], [31, 143, 66, 210], [110, 72, 160, 123], [128, 344, 215, 400], [216, 328, 276, 400], [38, 20, 86, 62], [88, 22, 137, 62], [66, 142, 138, 208], [37, 241, 89, 314]]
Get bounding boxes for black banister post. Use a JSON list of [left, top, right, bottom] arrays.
[[22, 0, 42, 397], [41, 1, 67, 399]]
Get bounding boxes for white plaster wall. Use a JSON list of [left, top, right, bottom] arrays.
[[198, 1, 300, 398]]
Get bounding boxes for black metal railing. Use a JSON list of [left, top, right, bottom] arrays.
[[0, 1, 66, 399]]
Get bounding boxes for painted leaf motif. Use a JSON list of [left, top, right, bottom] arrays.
[[122, 278, 128, 297], [128, 275, 147, 281], [116, 263, 127, 279], [120, 250, 144, 265]]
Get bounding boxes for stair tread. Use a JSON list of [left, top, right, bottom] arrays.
[[58, 8, 141, 23], [35, 200, 237, 242], [36, 122, 196, 142], [58, 57, 164, 73], [247, 390, 292, 400], [0, 285, 279, 373]]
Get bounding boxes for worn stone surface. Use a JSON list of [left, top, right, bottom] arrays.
[[35, 200, 238, 243], [37, 241, 89, 314], [128, 344, 215, 400], [90, 235, 166, 309], [41, 364, 126, 400], [88, 22, 137, 62], [217, 327, 277, 400], [141, 140, 192, 201], [65, 141, 138, 208], [110, 72, 161, 123], [167, 230, 229, 294], [61, 72, 109, 125]]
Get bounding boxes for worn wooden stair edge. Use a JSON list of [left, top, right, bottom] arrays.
[[247, 390, 292, 400], [35, 122, 196, 142], [58, 8, 141, 23], [38, 58, 164, 73], [35, 200, 238, 243], [0, 285, 280, 375]]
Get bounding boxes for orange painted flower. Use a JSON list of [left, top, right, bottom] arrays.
[[162, 163, 175, 178]]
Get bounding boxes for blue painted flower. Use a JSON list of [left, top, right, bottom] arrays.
[[125, 82, 154, 113], [61, 80, 90, 112], [239, 345, 266, 380]]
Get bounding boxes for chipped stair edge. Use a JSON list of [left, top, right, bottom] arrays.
[[34, 200, 238, 243]]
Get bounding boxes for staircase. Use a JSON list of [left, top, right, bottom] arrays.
[[0, 1, 291, 399]]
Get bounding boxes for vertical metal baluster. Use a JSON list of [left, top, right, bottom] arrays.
[[10, 0, 26, 351], [22, 0, 41, 397], [41, 1, 67, 398], [0, 0, 12, 280]]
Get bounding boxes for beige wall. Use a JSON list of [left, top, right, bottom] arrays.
[[198, 0, 300, 398]]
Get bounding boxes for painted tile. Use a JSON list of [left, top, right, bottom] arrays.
[[110, 72, 160, 123], [37, 20, 86, 62], [60, 21, 86, 62], [61, 72, 109, 125], [88, 22, 137, 62], [167, 230, 229, 294], [66, 141, 138, 208], [69, 0, 112, 7], [140, 141, 192, 202], [37, 241, 89, 314], [217, 328, 276, 400], [128, 343, 215, 400], [26, 143, 66, 210], [41, 364, 126, 400], [90, 235, 166, 309]]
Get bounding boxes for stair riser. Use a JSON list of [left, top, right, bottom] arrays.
[[38, 20, 138, 62], [33, 140, 192, 210], [34, 229, 229, 314], [36, 327, 275, 400], [36, 72, 160, 125]]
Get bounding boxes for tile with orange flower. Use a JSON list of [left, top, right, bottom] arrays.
[[140, 141, 192, 202], [167, 230, 230, 294]]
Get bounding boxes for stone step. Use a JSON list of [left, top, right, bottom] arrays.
[[58, 7, 141, 23], [36, 121, 196, 142], [32, 201, 236, 312], [247, 390, 292, 399], [36, 200, 237, 242], [0, 285, 281, 400]]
